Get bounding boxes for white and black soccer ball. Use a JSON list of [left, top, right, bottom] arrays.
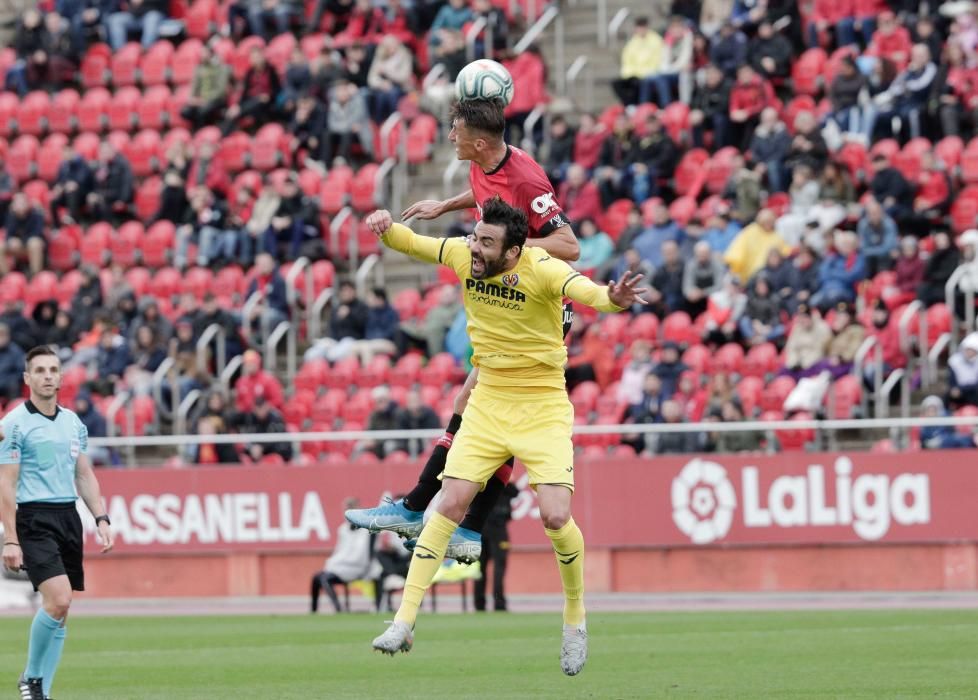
[[454, 59, 515, 106]]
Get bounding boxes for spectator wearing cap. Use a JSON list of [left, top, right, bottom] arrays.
[[220, 47, 281, 136], [234, 349, 285, 413], [920, 395, 978, 449], [290, 95, 329, 166], [612, 16, 664, 106], [739, 274, 785, 346], [234, 394, 293, 462], [782, 304, 831, 374], [558, 165, 602, 226], [724, 209, 790, 283], [689, 63, 732, 149], [728, 64, 775, 149], [748, 107, 791, 193], [683, 241, 726, 318], [869, 153, 915, 223], [629, 114, 679, 202], [918, 231, 960, 307], [858, 198, 899, 277], [0, 193, 45, 276], [811, 230, 866, 312], [949, 332, 978, 408]]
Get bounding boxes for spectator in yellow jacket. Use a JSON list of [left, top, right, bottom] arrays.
[[723, 208, 792, 282], [612, 16, 664, 106]]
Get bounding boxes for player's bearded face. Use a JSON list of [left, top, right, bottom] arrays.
[[469, 226, 511, 280]]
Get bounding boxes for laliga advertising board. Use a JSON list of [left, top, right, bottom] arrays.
[[78, 452, 978, 554]]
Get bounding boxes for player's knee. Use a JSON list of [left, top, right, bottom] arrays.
[[540, 507, 570, 531], [46, 592, 72, 619]]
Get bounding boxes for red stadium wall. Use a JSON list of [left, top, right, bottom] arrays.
[[79, 453, 978, 598]]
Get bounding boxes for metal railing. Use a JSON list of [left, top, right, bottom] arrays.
[[195, 323, 227, 378], [175, 388, 201, 436], [607, 8, 631, 48], [465, 17, 488, 62], [329, 207, 352, 266], [355, 253, 383, 299], [945, 266, 974, 352], [87, 414, 978, 452], [308, 287, 334, 342], [150, 357, 176, 421], [264, 320, 295, 383], [514, 6, 558, 53], [219, 354, 242, 395], [442, 158, 466, 200], [853, 337, 882, 417], [566, 55, 593, 110], [520, 106, 546, 154]]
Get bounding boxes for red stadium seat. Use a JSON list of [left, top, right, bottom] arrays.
[[47, 90, 79, 136], [142, 220, 174, 268], [21, 180, 50, 211], [25, 271, 58, 308], [109, 222, 143, 267], [140, 41, 174, 87], [624, 313, 659, 345], [251, 123, 286, 170], [124, 266, 151, 296], [351, 163, 381, 212], [183, 267, 213, 300], [0, 92, 19, 139], [7, 135, 38, 183], [599, 314, 630, 347], [736, 376, 764, 417], [135, 176, 163, 221], [294, 359, 329, 394], [80, 47, 110, 88], [668, 196, 697, 226], [17, 91, 50, 137], [47, 228, 79, 272], [674, 148, 708, 197], [662, 311, 697, 346], [773, 411, 815, 451], [76, 88, 109, 133], [599, 199, 635, 242], [827, 375, 862, 419], [389, 353, 423, 387], [791, 48, 826, 95], [110, 42, 142, 88], [760, 376, 795, 413], [184, 0, 217, 39], [171, 39, 204, 85], [743, 342, 779, 378], [713, 343, 745, 374], [320, 166, 354, 214], [107, 87, 141, 132], [136, 87, 171, 134], [951, 186, 978, 232], [219, 131, 251, 172], [681, 344, 711, 374], [0, 272, 27, 304], [80, 222, 112, 267], [935, 135, 964, 172], [150, 267, 182, 300]]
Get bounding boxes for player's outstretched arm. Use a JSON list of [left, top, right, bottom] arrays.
[[366, 209, 450, 266], [560, 268, 649, 312], [401, 189, 477, 221], [0, 462, 21, 571], [75, 454, 114, 553]]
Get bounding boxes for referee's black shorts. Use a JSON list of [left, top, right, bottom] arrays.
[[15, 501, 85, 592]]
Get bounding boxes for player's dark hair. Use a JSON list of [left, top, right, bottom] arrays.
[[25, 345, 58, 370], [450, 100, 506, 139], [480, 196, 528, 252]]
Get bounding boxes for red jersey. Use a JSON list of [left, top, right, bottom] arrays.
[[468, 145, 568, 238]]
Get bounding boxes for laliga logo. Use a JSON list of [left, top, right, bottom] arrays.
[[671, 459, 737, 544], [671, 456, 932, 544]]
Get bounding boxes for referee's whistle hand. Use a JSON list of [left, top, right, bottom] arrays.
[[2, 543, 22, 572], [98, 522, 115, 553], [365, 210, 394, 237]]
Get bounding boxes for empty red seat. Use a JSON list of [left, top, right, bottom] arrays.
[[358, 356, 392, 387], [674, 148, 709, 197], [668, 196, 697, 226], [140, 41, 174, 87], [219, 131, 251, 172], [295, 359, 329, 394], [110, 221, 143, 267], [25, 271, 58, 308], [185, 0, 217, 39], [351, 163, 380, 212], [110, 42, 142, 87], [47, 88, 78, 134], [142, 220, 174, 268], [743, 342, 779, 378], [736, 376, 764, 417], [681, 344, 710, 374], [17, 91, 50, 137], [183, 267, 213, 299], [135, 176, 163, 221], [828, 375, 862, 419], [320, 166, 353, 214], [136, 87, 171, 134], [660, 102, 690, 143], [0, 92, 19, 139], [47, 228, 79, 272], [107, 87, 141, 132], [7, 135, 38, 182], [80, 47, 110, 88], [791, 48, 826, 95], [935, 135, 964, 172], [599, 198, 635, 242], [77, 88, 110, 133], [774, 411, 815, 451], [389, 353, 423, 387], [420, 352, 458, 387], [662, 311, 697, 346], [171, 38, 204, 84], [21, 180, 50, 211], [761, 376, 796, 413], [624, 312, 659, 345], [150, 267, 182, 300]]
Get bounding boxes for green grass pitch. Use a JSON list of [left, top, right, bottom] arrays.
[[1, 610, 976, 699]]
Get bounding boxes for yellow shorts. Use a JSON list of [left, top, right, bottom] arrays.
[[444, 383, 575, 491]]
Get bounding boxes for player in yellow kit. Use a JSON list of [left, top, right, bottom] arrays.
[[367, 197, 647, 675]]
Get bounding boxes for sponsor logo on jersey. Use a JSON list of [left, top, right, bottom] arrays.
[[501, 273, 520, 287], [530, 192, 559, 215], [465, 278, 526, 302]]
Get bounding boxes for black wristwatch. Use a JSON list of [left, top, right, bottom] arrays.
[[95, 515, 111, 527]]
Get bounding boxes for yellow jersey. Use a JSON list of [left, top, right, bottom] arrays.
[[382, 223, 623, 390]]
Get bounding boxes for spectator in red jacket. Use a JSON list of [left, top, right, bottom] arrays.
[[807, 0, 855, 49], [884, 236, 924, 308], [866, 10, 912, 70], [572, 112, 607, 170], [187, 141, 230, 200], [558, 164, 602, 225], [234, 349, 285, 413], [852, 0, 888, 46], [728, 64, 774, 148], [914, 150, 951, 219], [503, 46, 547, 145], [219, 46, 282, 136], [938, 41, 978, 138]]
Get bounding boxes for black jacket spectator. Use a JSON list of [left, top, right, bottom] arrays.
[[870, 160, 915, 220], [245, 266, 290, 319], [233, 398, 293, 461], [90, 146, 134, 222], [749, 22, 792, 78], [918, 232, 960, 307], [3, 203, 44, 242], [329, 282, 368, 340], [710, 24, 747, 76], [0, 303, 38, 352]]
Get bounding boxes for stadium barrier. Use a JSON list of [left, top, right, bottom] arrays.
[[75, 450, 978, 598]]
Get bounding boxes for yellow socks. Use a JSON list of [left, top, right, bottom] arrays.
[[545, 518, 586, 626], [394, 512, 457, 627]]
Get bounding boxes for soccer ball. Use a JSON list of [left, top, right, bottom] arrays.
[[454, 59, 515, 106]]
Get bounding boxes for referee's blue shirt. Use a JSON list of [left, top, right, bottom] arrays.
[[0, 401, 87, 504]]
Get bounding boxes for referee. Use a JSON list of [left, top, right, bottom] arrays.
[[0, 346, 114, 700]]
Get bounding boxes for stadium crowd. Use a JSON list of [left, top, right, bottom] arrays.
[[1, 0, 978, 464]]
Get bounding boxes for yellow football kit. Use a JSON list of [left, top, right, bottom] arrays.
[[381, 223, 622, 490]]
